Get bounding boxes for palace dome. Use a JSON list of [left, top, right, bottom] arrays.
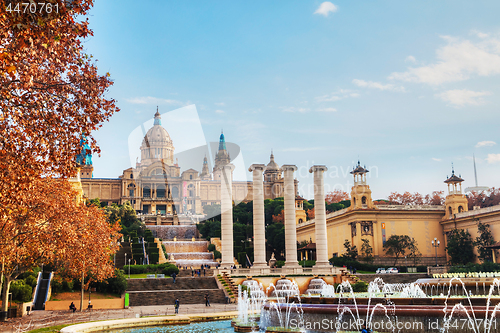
[[265, 151, 279, 172], [141, 110, 173, 148]]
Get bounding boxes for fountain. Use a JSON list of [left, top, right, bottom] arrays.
[[253, 276, 500, 333], [305, 277, 326, 295]]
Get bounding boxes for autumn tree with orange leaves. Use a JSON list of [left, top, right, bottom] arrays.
[[0, 0, 119, 315], [325, 189, 350, 204], [386, 191, 445, 206]]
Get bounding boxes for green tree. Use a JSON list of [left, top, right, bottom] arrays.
[[383, 235, 413, 266], [266, 223, 285, 260], [407, 237, 422, 265], [105, 202, 145, 237], [446, 229, 475, 265], [360, 238, 374, 263], [197, 220, 221, 240], [342, 239, 358, 260], [474, 221, 495, 262]]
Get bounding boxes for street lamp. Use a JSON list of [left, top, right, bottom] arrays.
[[431, 237, 440, 267], [128, 258, 131, 278], [124, 253, 127, 270]]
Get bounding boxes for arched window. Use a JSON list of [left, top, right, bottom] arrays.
[[189, 175, 193, 180], [130, 174, 133, 179], [157, 184, 166, 198], [298, 219, 303, 224], [353, 197, 357, 206], [458, 206, 464, 213], [448, 206, 452, 216], [362, 196, 367, 205]]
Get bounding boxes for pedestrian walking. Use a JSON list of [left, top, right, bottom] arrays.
[[205, 293, 210, 307], [172, 272, 176, 284], [174, 298, 180, 314]]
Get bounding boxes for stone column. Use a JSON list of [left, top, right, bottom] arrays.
[[310, 165, 330, 269], [249, 164, 267, 269], [220, 164, 235, 268], [282, 165, 300, 269]]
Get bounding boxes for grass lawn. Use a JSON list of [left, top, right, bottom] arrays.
[[28, 324, 73, 333], [355, 270, 376, 274]]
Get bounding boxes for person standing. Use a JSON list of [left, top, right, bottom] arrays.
[[172, 272, 176, 284], [205, 293, 210, 307], [174, 298, 179, 314]]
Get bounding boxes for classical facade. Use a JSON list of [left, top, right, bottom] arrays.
[[79, 110, 293, 220], [297, 162, 500, 265]]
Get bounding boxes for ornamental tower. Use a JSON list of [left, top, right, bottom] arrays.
[[349, 160, 374, 210], [213, 131, 230, 180], [443, 166, 468, 219], [200, 155, 211, 180]]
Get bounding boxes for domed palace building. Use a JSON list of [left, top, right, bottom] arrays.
[[78, 110, 295, 224]]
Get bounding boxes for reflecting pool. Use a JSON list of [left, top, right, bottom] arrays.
[[105, 320, 233, 333]]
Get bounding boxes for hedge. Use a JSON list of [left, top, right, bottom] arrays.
[[208, 244, 216, 252], [123, 263, 179, 275]]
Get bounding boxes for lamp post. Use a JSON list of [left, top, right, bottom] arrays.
[[124, 253, 127, 270], [128, 259, 131, 278], [431, 237, 440, 267]]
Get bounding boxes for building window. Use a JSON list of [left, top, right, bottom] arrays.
[[157, 186, 166, 198], [129, 189, 134, 197], [190, 175, 193, 180], [298, 218, 303, 223], [143, 187, 151, 198], [130, 174, 133, 179], [362, 196, 367, 205], [448, 206, 452, 216], [458, 206, 463, 213]]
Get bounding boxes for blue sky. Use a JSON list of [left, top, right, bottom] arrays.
[[84, 1, 500, 199]]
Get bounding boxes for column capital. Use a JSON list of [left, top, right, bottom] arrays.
[[309, 165, 328, 173], [281, 164, 298, 172], [248, 164, 266, 172]]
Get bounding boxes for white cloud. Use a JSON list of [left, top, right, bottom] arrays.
[[125, 96, 183, 105], [215, 102, 225, 106], [432, 158, 442, 162], [280, 107, 311, 113], [389, 35, 500, 85], [405, 56, 417, 63], [486, 154, 500, 163], [352, 79, 405, 92], [215, 109, 225, 114], [476, 141, 497, 148], [314, 2, 338, 17], [316, 89, 359, 102], [435, 89, 491, 107], [317, 107, 337, 112]]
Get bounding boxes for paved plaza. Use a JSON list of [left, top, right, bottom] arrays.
[[0, 304, 238, 333]]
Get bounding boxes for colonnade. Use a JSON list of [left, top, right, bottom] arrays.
[[219, 163, 331, 273]]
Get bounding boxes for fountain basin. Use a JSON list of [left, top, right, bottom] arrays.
[[262, 302, 500, 333]]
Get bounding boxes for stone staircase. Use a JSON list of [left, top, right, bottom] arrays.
[[115, 242, 133, 269], [126, 277, 226, 306], [219, 273, 237, 301]]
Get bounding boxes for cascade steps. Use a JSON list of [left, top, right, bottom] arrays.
[[115, 242, 133, 269]]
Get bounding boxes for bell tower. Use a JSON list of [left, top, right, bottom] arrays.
[[349, 161, 374, 210], [443, 166, 468, 219]]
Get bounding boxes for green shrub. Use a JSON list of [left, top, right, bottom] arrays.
[[298, 260, 316, 267], [24, 275, 38, 289], [208, 244, 216, 252], [11, 280, 32, 302], [213, 250, 221, 260], [275, 260, 285, 268], [351, 281, 368, 292], [95, 269, 127, 295]]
